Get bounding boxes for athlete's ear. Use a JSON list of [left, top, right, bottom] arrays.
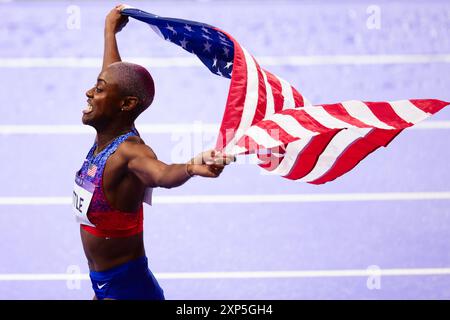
[[121, 96, 139, 112]]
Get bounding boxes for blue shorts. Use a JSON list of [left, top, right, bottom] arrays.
[[89, 256, 165, 300]]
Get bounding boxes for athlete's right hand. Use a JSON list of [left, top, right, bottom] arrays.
[[105, 4, 129, 34]]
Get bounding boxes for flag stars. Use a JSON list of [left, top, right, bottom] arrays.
[[225, 61, 233, 69], [216, 69, 223, 77], [166, 24, 177, 35], [202, 33, 212, 41], [223, 46, 230, 57], [202, 26, 211, 34], [184, 24, 193, 32], [203, 41, 212, 52], [212, 56, 218, 67], [179, 38, 189, 49], [221, 41, 232, 47]]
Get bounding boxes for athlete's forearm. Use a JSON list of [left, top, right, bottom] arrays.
[[155, 164, 193, 189], [102, 29, 121, 72], [128, 148, 230, 188], [102, 6, 128, 71]]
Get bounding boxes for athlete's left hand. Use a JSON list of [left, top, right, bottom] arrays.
[[105, 4, 129, 34], [187, 150, 236, 178]]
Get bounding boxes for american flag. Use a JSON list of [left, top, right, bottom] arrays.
[[123, 8, 449, 184], [87, 163, 97, 177]]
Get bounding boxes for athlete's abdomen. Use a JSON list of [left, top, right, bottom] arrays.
[[80, 227, 145, 272]]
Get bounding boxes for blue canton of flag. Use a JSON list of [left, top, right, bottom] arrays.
[[122, 8, 235, 78]]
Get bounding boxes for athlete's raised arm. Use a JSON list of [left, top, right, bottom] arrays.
[[102, 5, 129, 72]]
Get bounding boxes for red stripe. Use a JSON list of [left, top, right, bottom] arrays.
[[258, 154, 285, 170], [250, 57, 267, 125], [410, 99, 449, 114], [291, 86, 305, 108], [253, 83, 304, 173], [264, 71, 284, 113], [257, 145, 287, 170], [256, 100, 371, 175], [233, 120, 298, 154], [280, 109, 330, 133], [309, 129, 403, 185], [364, 101, 413, 128], [215, 38, 248, 150], [321, 103, 369, 128], [255, 120, 299, 145], [236, 134, 260, 155], [284, 130, 341, 180]]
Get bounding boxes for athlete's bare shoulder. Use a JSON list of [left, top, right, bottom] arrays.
[[125, 135, 145, 145], [118, 135, 158, 161]]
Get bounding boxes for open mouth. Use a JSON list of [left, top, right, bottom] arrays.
[[83, 101, 94, 114]]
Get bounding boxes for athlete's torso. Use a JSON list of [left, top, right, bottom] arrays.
[[74, 130, 150, 271]]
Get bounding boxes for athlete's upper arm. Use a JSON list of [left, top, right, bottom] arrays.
[[120, 141, 168, 188]]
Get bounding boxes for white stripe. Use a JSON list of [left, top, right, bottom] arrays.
[[390, 100, 431, 124], [260, 104, 384, 176], [223, 47, 260, 153], [261, 70, 275, 117], [269, 113, 316, 138], [266, 138, 312, 176], [230, 145, 248, 155], [341, 100, 395, 129], [276, 76, 295, 110], [299, 128, 372, 182], [0, 121, 448, 136], [303, 106, 354, 129], [2, 192, 450, 205], [2, 267, 450, 281], [2, 54, 450, 68], [243, 126, 282, 149]]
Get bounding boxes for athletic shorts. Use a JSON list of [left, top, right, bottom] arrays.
[[89, 256, 165, 300]]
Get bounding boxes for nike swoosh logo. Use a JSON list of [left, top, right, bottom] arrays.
[[97, 283, 107, 289]]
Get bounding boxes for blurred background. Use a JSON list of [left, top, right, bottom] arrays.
[[0, 0, 449, 299]]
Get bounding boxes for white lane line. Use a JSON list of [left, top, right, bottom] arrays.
[[0, 197, 70, 205], [1, 54, 450, 68], [0, 121, 449, 135], [2, 267, 450, 281], [0, 123, 220, 135], [1, 192, 450, 205], [259, 54, 450, 66]]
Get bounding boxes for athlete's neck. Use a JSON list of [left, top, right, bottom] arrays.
[[95, 123, 135, 155]]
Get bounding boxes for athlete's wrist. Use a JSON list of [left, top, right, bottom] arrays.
[[185, 163, 195, 178], [104, 27, 117, 36]]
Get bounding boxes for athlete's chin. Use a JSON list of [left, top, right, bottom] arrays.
[[82, 114, 95, 126]]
